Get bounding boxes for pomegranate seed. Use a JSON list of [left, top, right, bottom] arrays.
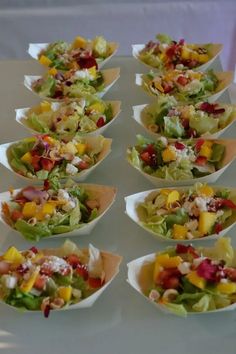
[[214, 223, 223, 234], [96, 117, 105, 128], [195, 139, 205, 152], [174, 142, 185, 150], [16, 264, 29, 275], [181, 118, 189, 129], [187, 128, 197, 138], [44, 180, 50, 190], [30, 246, 38, 254], [44, 305, 51, 318]]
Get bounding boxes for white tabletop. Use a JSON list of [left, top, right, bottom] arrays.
[[0, 57, 236, 354]]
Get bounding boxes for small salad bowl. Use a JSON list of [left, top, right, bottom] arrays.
[[15, 99, 121, 137], [135, 70, 233, 103], [132, 100, 236, 140], [127, 136, 236, 187], [127, 238, 236, 317], [132, 43, 222, 72], [24, 67, 120, 101], [0, 240, 122, 316], [0, 135, 112, 183], [28, 38, 119, 70], [0, 182, 117, 241], [125, 184, 236, 242]]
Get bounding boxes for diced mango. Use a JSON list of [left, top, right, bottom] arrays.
[[181, 46, 191, 60], [153, 261, 163, 283], [3, 246, 25, 264], [160, 189, 172, 196], [72, 36, 87, 49], [217, 282, 236, 294], [88, 102, 105, 114], [88, 66, 97, 79], [198, 185, 214, 198], [187, 271, 205, 289], [198, 54, 209, 64], [20, 266, 40, 293], [162, 147, 176, 163], [58, 286, 72, 302], [191, 72, 202, 80], [156, 254, 182, 268], [166, 190, 180, 208], [39, 55, 52, 67], [76, 143, 87, 155], [48, 67, 58, 76], [172, 224, 188, 240], [41, 203, 55, 216], [22, 202, 37, 218], [154, 80, 164, 93], [199, 144, 212, 159], [43, 136, 56, 145], [40, 101, 51, 112], [35, 210, 45, 221], [21, 152, 33, 164], [189, 51, 200, 61], [198, 211, 217, 235]]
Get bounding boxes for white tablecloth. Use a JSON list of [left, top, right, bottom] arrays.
[[0, 1, 235, 70]]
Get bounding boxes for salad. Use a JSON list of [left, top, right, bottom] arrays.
[[0, 240, 110, 317], [140, 68, 219, 103], [138, 33, 218, 71], [144, 238, 236, 316], [143, 96, 235, 138], [128, 135, 225, 181], [137, 184, 236, 240], [20, 98, 114, 137], [8, 134, 109, 181], [36, 35, 116, 71], [1, 180, 104, 241], [31, 67, 105, 99]]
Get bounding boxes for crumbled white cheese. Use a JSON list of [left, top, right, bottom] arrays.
[[185, 219, 198, 231], [178, 262, 191, 275], [194, 197, 211, 212], [74, 69, 94, 81], [62, 200, 76, 212], [42, 256, 71, 274], [71, 156, 83, 166], [1, 275, 18, 289], [193, 256, 206, 267], [58, 189, 70, 201], [66, 163, 78, 175]]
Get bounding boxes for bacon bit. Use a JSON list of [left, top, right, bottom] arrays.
[[196, 259, 221, 282]]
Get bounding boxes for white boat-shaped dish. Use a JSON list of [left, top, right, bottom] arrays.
[[0, 183, 117, 240], [0, 136, 112, 183], [127, 138, 236, 187], [132, 43, 223, 72], [24, 67, 120, 101], [16, 100, 121, 137], [132, 102, 236, 140], [125, 186, 236, 242], [28, 41, 119, 70]]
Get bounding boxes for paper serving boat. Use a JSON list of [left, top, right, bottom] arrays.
[[127, 245, 236, 317], [0, 183, 117, 240], [0, 244, 122, 313], [16, 100, 121, 137], [127, 138, 236, 187], [132, 103, 236, 140], [28, 42, 119, 69], [125, 186, 236, 242], [24, 67, 120, 101], [132, 43, 223, 72], [0, 136, 112, 183], [135, 71, 234, 103]]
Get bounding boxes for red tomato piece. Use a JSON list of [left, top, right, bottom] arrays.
[[162, 276, 180, 290], [40, 158, 55, 171], [78, 161, 89, 170], [177, 76, 189, 86], [11, 210, 23, 222], [96, 117, 105, 128], [34, 275, 47, 290], [76, 263, 88, 280], [140, 151, 151, 164], [195, 139, 205, 152], [195, 156, 207, 166], [88, 277, 103, 288], [66, 254, 81, 269]]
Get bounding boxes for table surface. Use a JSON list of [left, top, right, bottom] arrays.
[[0, 57, 236, 354]]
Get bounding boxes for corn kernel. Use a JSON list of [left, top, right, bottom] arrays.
[[186, 271, 205, 289], [48, 67, 58, 76], [58, 286, 72, 302], [76, 143, 87, 155]]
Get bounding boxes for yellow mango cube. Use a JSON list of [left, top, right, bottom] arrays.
[[172, 224, 188, 240], [39, 55, 52, 67], [162, 147, 176, 163], [198, 185, 214, 198], [160, 189, 172, 196], [22, 202, 37, 218], [88, 102, 105, 114], [41, 203, 55, 216], [154, 81, 164, 93], [20, 267, 40, 293], [40, 101, 51, 112], [58, 286, 72, 302], [3, 246, 25, 264], [186, 271, 205, 289], [217, 282, 236, 294], [21, 152, 33, 164], [166, 190, 180, 208], [48, 67, 58, 76], [181, 46, 191, 60], [156, 254, 182, 268], [72, 36, 87, 49], [35, 210, 45, 221], [76, 143, 87, 155], [153, 261, 163, 283], [199, 144, 212, 159], [198, 211, 217, 235], [198, 54, 209, 63]]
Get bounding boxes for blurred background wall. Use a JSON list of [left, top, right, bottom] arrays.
[[0, 0, 235, 70]]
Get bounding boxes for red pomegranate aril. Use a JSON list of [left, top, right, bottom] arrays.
[[78, 56, 98, 69], [195, 139, 205, 152], [11, 210, 23, 222], [66, 254, 81, 269], [214, 223, 223, 234], [30, 246, 38, 254], [145, 144, 156, 155], [96, 117, 105, 128], [44, 305, 51, 318], [175, 142, 185, 150], [44, 180, 50, 190], [187, 128, 197, 138], [88, 277, 103, 288], [181, 118, 189, 129]]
